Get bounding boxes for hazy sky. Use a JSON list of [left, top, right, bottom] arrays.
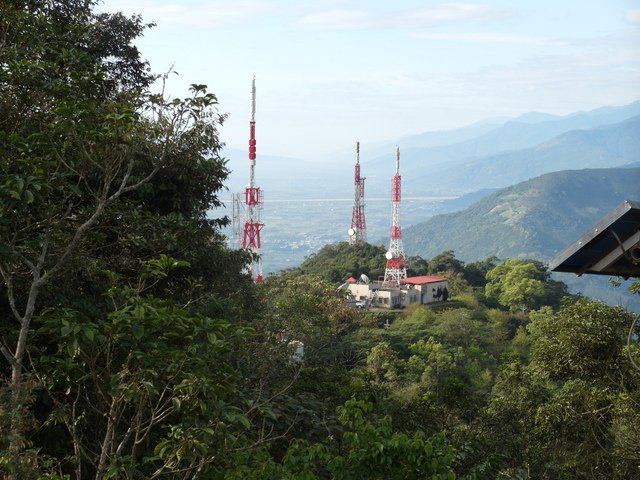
[[99, 0, 640, 159]]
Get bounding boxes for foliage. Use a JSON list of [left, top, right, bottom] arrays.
[[485, 258, 566, 312], [403, 162, 640, 264], [405, 338, 456, 393], [0, 0, 254, 473], [477, 299, 640, 479], [0, 259, 250, 479], [406, 255, 429, 276], [463, 257, 499, 288], [262, 275, 359, 354], [282, 242, 386, 282], [226, 399, 458, 480], [231, 275, 361, 455], [366, 342, 400, 383], [428, 251, 465, 276], [528, 298, 633, 383], [2, 3, 639, 479]]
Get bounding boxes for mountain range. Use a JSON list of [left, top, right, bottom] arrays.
[[404, 114, 640, 195], [223, 100, 640, 200], [399, 166, 640, 310], [221, 101, 640, 307], [402, 167, 640, 262]]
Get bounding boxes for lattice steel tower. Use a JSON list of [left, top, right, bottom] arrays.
[[383, 147, 407, 285], [232, 77, 264, 282], [348, 141, 366, 244]]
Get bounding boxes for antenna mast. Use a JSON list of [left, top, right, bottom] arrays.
[[233, 77, 264, 282], [348, 141, 366, 244], [383, 147, 407, 285]]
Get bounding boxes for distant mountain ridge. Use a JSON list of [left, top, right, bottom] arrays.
[[400, 166, 640, 310], [363, 100, 640, 190], [402, 166, 640, 262], [406, 114, 640, 194], [221, 100, 640, 202]]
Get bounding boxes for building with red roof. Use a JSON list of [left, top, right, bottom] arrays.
[[346, 275, 449, 309]]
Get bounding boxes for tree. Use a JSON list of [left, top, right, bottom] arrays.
[[405, 338, 455, 394], [28, 258, 248, 479], [406, 255, 429, 276], [485, 259, 550, 312], [0, 0, 241, 467], [463, 256, 498, 287], [477, 299, 639, 479], [226, 399, 458, 480], [283, 242, 386, 282], [428, 251, 465, 275], [528, 298, 633, 383], [478, 355, 551, 477], [366, 342, 400, 383]]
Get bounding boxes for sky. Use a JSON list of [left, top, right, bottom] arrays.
[[98, 0, 640, 160]]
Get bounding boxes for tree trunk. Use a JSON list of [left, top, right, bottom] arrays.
[[95, 395, 120, 480], [8, 281, 41, 474]]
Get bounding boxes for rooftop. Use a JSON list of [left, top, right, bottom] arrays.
[[549, 199, 640, 278], [401, 275, 448, 285]]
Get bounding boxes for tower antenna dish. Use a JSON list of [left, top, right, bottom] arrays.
[[383, 147, 407, 285], [348, 141, 367, 244], [232, 76, 264, 282]]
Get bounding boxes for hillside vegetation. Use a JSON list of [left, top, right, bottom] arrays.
[[2, 3, 639, 479], [403, 166, 640, 262], [282, 242, 387, 282], [402, 166, 640, 309]]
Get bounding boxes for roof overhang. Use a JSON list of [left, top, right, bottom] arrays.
[[400, 276, 448, 285], [549, 200, 640, 278]]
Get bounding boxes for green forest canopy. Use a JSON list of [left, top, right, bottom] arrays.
[[0, 2, 638, 479]]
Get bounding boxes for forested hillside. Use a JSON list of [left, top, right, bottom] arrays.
[[1, 2, 639, 479], [402, 167, 640, 309], [282, 242, 387, 282], [403, 167, 640, 262]]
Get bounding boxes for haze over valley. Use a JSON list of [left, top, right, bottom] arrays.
[[218, 100, 640, 310]]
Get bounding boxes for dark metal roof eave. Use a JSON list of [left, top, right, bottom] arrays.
[[549, 199, 640, 277]]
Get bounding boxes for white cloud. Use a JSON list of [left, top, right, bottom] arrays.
[[411, 32, 565, 46], [440, 45, 640, 114], [297, 3, 505, 30], [100, 0, 271, 27], [625, 9, 640, 25], [297, 9, 375, 30], [396, 3, 505, 27]]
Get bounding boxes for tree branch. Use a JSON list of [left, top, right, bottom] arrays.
[[0, 340, 17, 367], [0, 264, 24, 325]]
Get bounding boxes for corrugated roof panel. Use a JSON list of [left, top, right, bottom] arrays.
[[401, 275, 448, 285], [549, 199, 640, 278]]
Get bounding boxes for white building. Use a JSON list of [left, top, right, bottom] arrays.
[[346, 275, 449, 309]]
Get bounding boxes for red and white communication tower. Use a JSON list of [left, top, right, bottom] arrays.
[[233, 77, 264, 282], [383, 147, 407, 285], [348, 141, 366, 244]]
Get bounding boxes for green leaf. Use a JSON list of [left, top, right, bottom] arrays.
[[69, 184, 82, 196], [132, 322, 144, 340]]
